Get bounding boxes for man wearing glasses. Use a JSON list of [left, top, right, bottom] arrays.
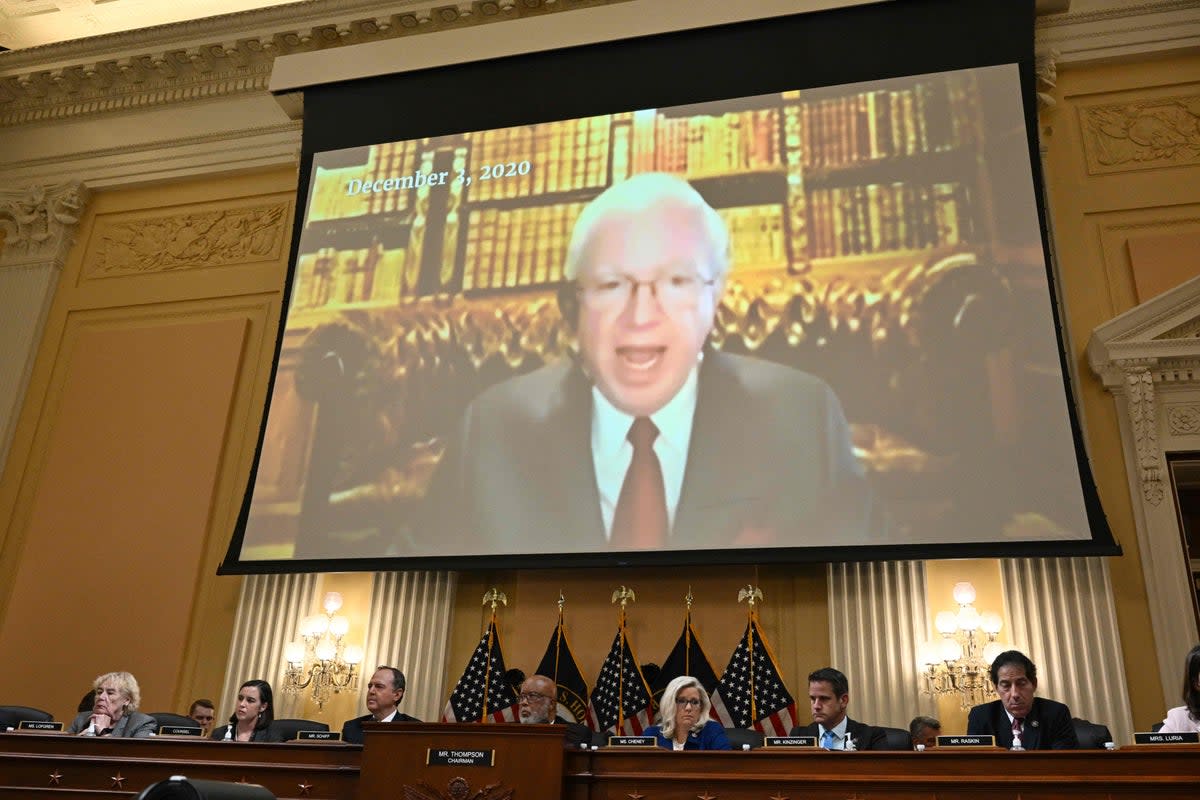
[[517, 674, 591, 747], [421, 172, 872, 553]]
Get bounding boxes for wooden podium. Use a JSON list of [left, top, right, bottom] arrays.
[[358, 722, 567, 799]]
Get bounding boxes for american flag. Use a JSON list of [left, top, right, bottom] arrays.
[[710, 611, 797, 736], [587, 627, 653, 734], [442, 617, 520, 723]]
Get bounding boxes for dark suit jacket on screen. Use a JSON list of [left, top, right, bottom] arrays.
[[788, 718, 886, 750], [340, 711, 421, 744], [965, 697, 1078, 750], [418, 351, 876, 555]]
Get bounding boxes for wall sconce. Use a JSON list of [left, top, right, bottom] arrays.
[[919, 582, 1006, 709], [282, 591, 364, 710]]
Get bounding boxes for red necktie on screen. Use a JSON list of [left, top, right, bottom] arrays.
[[610, 417, 668, 549], [1011, 717, 1024, 748]]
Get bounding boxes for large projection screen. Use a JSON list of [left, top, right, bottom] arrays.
[[222, 0, 1116, 573]]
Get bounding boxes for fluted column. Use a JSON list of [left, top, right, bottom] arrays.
[[358, 571, 457, 723], [828, 560, 929, 728], [219, 573, 318, 721], [1002, 556, 1133, 744], [0, 181, 89, 475]]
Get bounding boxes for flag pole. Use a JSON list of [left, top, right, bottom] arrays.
[[738, 584, 763, 723], [554, 590, 565, 686], [611, 585, 636, 733], [481, 588, 507, 725], [684, 586, 694, 675]]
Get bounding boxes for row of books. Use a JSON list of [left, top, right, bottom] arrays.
[[797, 80, 976, 170], [293, 244, 414, 309], [626, 108, 783, 178], [465, 116, 612, 202], [362, 140, 421, 216], [807, 181, 974, 259], [718, 204, 789, 269], [461, 202, 587, 292]]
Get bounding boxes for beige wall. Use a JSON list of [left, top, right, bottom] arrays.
[[0, 168, 295, 718]]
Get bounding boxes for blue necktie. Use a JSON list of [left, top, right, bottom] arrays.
[[821, 729, 837, 750]]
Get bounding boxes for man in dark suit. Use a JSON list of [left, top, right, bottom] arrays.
[[966, 650, 1078, 750], [788, 667, 885, 750], [517, 674, 591, 748], [340, 665, 420, 745], [419, 172, 876, 555]]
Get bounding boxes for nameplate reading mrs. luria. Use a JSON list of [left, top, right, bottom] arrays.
[[157, 725, 203, 736], [936, 735, 997, 747], [17, 721, 63, 732], [764, 736, 817, 748], [427, 748, 495, 766], [296, 730, 341, 741], [607, 735, 657, 748], [1134, 731, 1200, 745]]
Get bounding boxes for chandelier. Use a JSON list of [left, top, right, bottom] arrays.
[[919, 582, 1006, 709], [283, 591, 364, 709]]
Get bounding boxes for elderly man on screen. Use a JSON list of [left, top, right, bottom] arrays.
[[966, 650, 1077, 750], [340, 666, 421, 744], [421, 172, 874, 554]]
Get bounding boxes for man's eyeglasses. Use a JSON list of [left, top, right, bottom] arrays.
[[576, 273, 717, 311], [675, 697, 703, 708], [518, 692, 553, 703]]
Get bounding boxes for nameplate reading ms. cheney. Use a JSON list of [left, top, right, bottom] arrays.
[[426, 749, 495, 766], [607, 736, 657, 748], [1134, 731, 1200, 745]]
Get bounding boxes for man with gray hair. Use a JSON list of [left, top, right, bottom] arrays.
[[422, 172, 872, 553]]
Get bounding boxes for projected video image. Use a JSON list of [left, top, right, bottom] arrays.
[[239, 63, 1091, 563]]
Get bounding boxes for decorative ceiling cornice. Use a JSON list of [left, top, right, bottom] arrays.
[[1035, 0, 1200, 63], [0, 0, 626, 127]]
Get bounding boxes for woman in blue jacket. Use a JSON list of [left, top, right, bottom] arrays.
[[644, 675, 731, 751]]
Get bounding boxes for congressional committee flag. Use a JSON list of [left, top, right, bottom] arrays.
[[535, 617, 596, 728], [442, 618, 520, 723], [588, 628, 654, 734], [651, 610, 721, 705], [710, 613, 797, 736]]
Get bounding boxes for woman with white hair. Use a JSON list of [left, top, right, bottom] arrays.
[[644, 675, 731, 751], [66, 671, 157, 737]]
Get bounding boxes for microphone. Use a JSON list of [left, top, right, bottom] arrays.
[[223, 714, 235, 741], [85, 720, 96, 736]]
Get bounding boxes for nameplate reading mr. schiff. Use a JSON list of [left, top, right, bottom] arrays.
[[764, 736, 817, 748], [17, 721, 63, 732], [296, 730, 341, 741], [427, 748, 495, 766], [607, 736, 657, 748], [157, 725, 202, 736], [1134, 731, 1200, 745], [936, 735, 997, 747]]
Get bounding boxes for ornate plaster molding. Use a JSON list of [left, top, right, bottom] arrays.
[[0, 0, 626, 128], [1123, 365, 1165, 505], [1166, 403, 1200, 435], [1079, 92, 1200, 174], [0, 181, 89, 270], [1036, 0, 1200, 65]]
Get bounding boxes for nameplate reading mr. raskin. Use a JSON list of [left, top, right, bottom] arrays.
[[1134, 731, 1200, 745], [17, 721, 63, 732], [296, 730, 341, 741], [936, 735, 997, 747], [764, 736, 817, 748], [607, 736, 657, 748], [427, 749, 495, 767]]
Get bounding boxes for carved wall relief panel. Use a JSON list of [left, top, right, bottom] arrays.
[[1080, 91, 1200, 174]]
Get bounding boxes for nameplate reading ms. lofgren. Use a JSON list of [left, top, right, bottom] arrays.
[[1134, 731, 1200, 745], [936, 735, 997, 747], [764, 736, 817, 748], [17, 721, 63, 732], [427, 748, 495, 766]]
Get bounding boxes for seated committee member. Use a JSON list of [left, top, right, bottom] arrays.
[[789, 667, 885, 750], [909, 715, 941, 749], [644, 675, 731, 751], [517, 674, 591, 748], [341, 666, 420, 744], [1160, 643, 1200, 733], [188, 698, 215, 736], [966, 650, 1077, 749], [211, 679, 282, 742], [419, 172, 874, 555], [67, 671, 157, 738]]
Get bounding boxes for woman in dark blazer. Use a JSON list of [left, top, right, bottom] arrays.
[[644, 675, 731, 751], [210, 679, 282, 742]]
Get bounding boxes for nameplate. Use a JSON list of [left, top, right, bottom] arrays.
[[157, 725, 202, 736], [1134, 731, 1200, 745], [426, 748, 494, 766], [607, 735, 657, 748], [296, 730, 341, 741], [936, 735, 997, 747], [764, 736, 817, 748], [17, 721, 63, 732]]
